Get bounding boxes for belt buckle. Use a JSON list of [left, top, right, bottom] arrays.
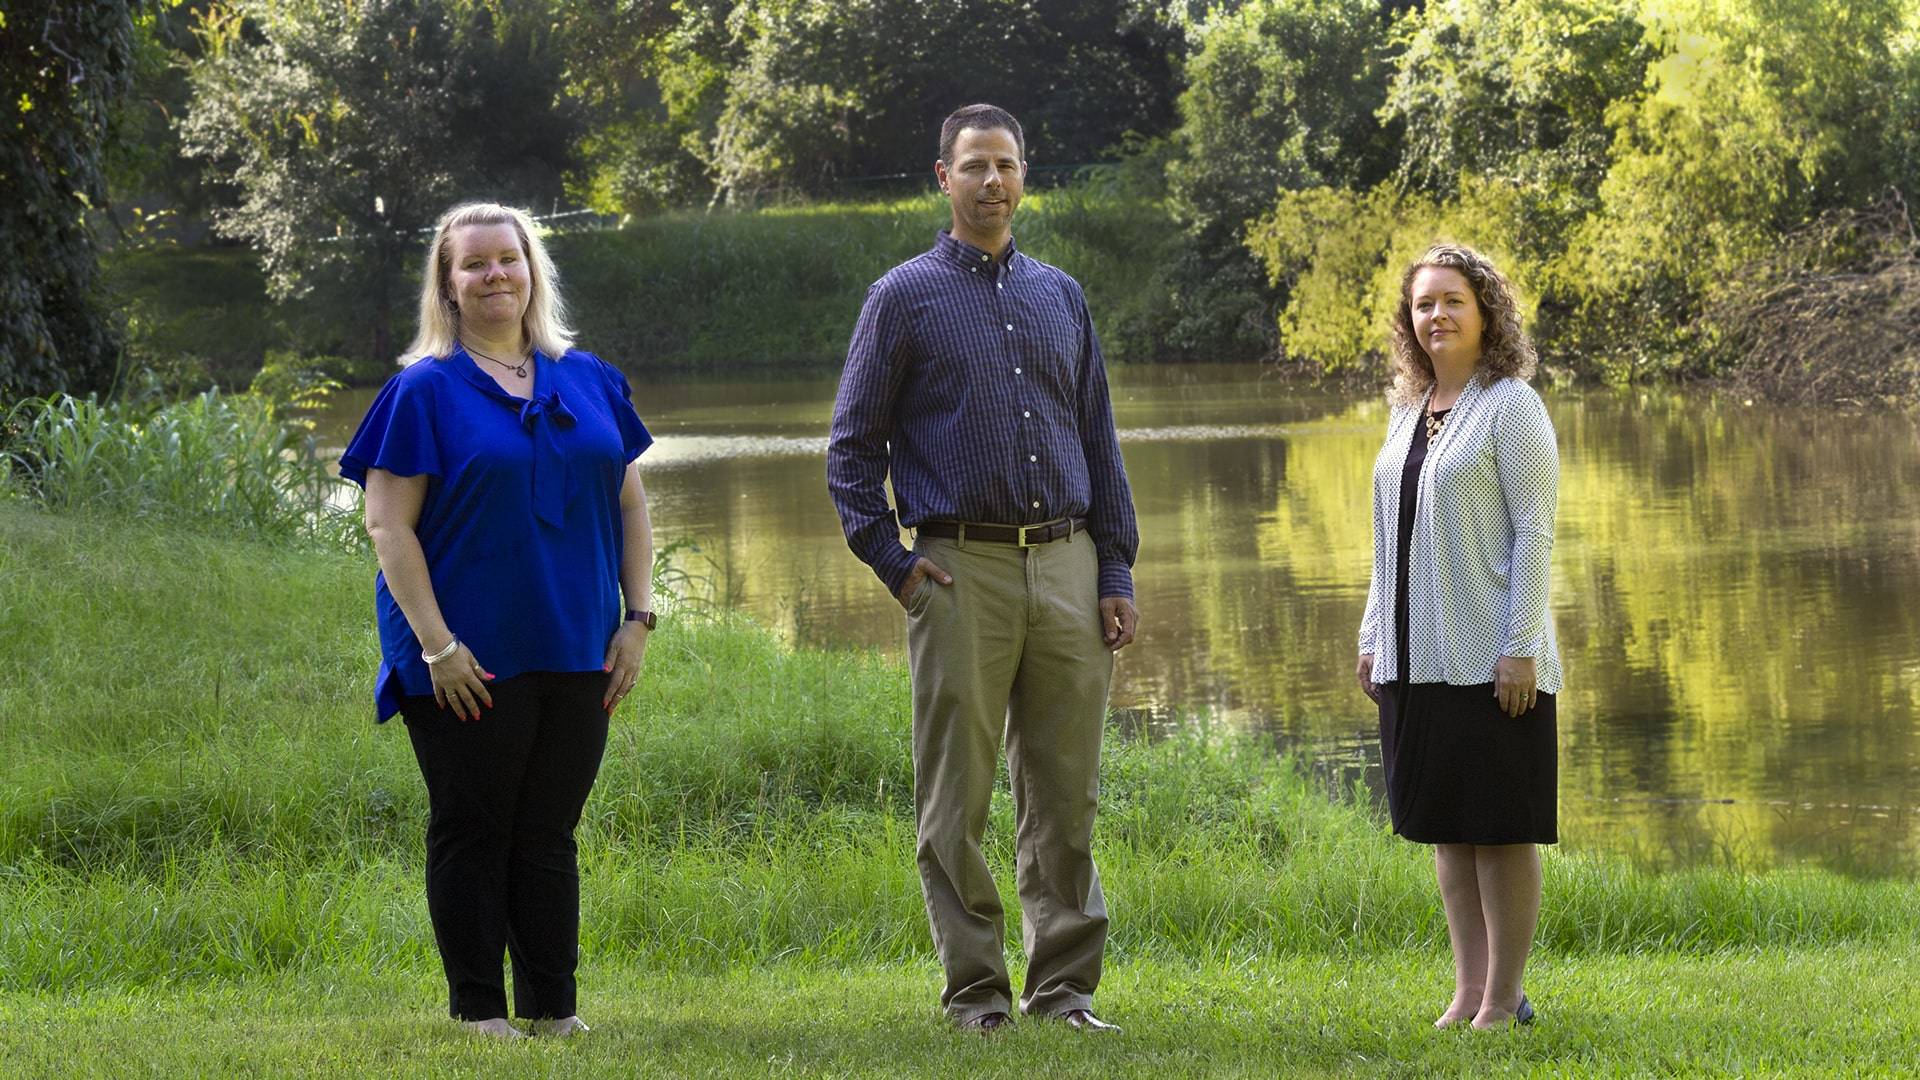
[[1016, 519, 1060, 547]]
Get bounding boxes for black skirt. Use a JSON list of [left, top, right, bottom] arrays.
[[1380, 402, 1557, 844], [1378, 681, 1558, 845]]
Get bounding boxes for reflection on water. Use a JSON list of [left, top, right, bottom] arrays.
[[320, 365, 1920, 873]]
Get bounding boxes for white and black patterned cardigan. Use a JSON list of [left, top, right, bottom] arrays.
[[1358, 374, 1563, 693]]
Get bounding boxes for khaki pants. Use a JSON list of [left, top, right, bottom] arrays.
[[904, 530, 1113, 1022]]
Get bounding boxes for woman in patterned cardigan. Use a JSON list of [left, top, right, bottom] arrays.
[[1355, 244, 1562, 1030]]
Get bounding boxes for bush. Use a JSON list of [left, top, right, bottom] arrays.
[[1698, 194, 1920, 406]]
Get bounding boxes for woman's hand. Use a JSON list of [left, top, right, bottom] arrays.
[[429, 641, 494, 721], [1494, 655, 1537, 717], [1356, 653, 1380, 704], [603, 620, 650, 715]]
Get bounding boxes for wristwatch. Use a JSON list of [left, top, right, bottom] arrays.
[[624, 609, 657, 631]]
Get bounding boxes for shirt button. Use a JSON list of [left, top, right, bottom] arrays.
[[1014, 367, 1022, 375], [1028, 454, 1037, 462], [970, 266, 978, 273], [997, 283, 1004, 290], [1032, 501, 1041, 509], [1023, 410, 1031, 418], [981, 254, 989, 261], [1005, 323, 1013, 331]]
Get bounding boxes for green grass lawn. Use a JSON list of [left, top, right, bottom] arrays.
[[1, 503, 1916, 1077], [4, 951, 1914, 1077]]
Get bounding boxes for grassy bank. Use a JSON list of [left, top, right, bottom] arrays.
[[2, 504, 1917, 1074], [104, 187, 1185, 386]]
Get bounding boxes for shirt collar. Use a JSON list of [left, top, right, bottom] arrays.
[[933, 230, 1021, 279], [449, 345, 575, 528]]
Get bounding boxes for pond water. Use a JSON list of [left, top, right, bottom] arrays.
[[320, 364, 1920, 874]]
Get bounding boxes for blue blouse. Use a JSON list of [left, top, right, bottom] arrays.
[[338, 348, 653, 721]]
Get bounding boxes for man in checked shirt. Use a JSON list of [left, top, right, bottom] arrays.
[[827, 103, 1140, 1034]]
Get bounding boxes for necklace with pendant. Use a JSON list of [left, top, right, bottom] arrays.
[[467, 344, 530, 378], [1425, 405, 1450, 443]]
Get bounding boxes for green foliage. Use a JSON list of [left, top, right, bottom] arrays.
[[1382, 0, 1649, 204], [564, 0, 1185, 211], [0, 0, 142, 397], [177, 0, 579, 363], [102, 246, 404, 391], [96, 186, 1189, 377], [1246, 179, 1540, 374], [1160, 0, 1403, 360], [1236, 0, 1920, 390], [102, 1, 215, 247], [555, 0, 728, 214], [1555, 0, 1920, 378], [1168, 0, 1400, 244], [562, 189, 1187, 366], [0, 391, 355, 544]]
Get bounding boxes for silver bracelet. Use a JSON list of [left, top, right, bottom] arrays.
[[422, 636, 461, 665]]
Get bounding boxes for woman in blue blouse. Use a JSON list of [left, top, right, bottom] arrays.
[[339, 202, 655, 1039], [1355, 244, 1561, 1030]]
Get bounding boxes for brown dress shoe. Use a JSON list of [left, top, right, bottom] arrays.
[[961, 1011, 1012, 1033], [1061, 1008, 1121, 1033]]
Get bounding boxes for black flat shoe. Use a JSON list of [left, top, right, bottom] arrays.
[[1515, 996, 1535, 1026]]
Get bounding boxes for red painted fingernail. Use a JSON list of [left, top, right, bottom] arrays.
[[603, 663, 611, 672]]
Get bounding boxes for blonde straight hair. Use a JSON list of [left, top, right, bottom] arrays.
[[402, 202, 576, 364]]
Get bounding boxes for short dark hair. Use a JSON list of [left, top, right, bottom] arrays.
[[938, 104, 1025, 164]]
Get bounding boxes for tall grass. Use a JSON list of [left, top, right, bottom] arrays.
[[1, 391, 357, 546], [1, 505, 1916, 996]]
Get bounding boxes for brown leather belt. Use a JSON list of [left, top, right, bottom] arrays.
[[916, 517, 1086, 547]]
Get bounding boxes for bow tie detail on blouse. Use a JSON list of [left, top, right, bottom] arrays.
[[516, 391, 576, 527]]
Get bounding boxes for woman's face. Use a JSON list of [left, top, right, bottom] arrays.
[[1408, 265, 1484, 368], [445, 222, 532, 333]]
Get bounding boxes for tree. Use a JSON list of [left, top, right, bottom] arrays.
[[1381, 0, 1648, 207], [1161, 0, 1402, 359], [1559, 0, 1920, 375], [1, 0, 142, 397], [179, 0, 579, 363], [566, 0, 1185, 209], [104, 1, 231, 247], [554, 0, 729, 215], [1376, 0, 1651, 367]]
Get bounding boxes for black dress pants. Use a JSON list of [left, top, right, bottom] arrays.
[[399, 670, 609, 1021]]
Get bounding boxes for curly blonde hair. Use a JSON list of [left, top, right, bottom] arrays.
[[1389, 243, 1535, 407], [402, 202, 576, 364]]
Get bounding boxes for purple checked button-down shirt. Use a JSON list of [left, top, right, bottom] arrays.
[[827, 231, 1139, 599]]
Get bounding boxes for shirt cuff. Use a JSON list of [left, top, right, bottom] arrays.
[[1097, 560, 1134, 601], [877, 543, 919, 598]]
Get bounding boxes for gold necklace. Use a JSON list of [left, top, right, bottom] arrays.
[[1425, 405, 1449, 443]]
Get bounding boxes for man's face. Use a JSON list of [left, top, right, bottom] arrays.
[[936, 126, 1025, 244]]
